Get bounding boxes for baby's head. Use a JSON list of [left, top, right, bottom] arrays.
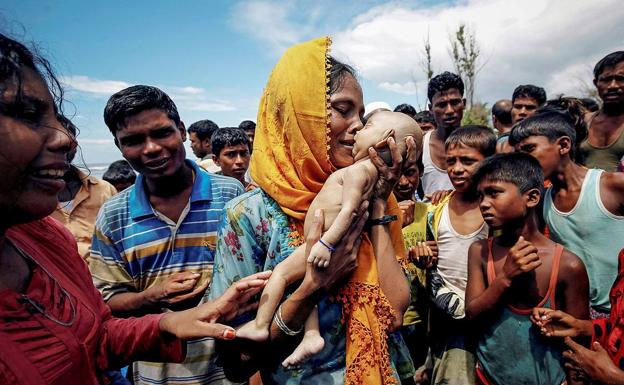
[[352, 111, 423, 163]]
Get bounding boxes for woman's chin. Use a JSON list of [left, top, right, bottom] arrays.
[[329, 149, 355, 169]]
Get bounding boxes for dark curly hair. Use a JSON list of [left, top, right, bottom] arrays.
[[427, 71, 464, 102]]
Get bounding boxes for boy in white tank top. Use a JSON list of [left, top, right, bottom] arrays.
[[411, 126, 496, 385]]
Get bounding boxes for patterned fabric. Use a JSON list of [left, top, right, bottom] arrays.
[[50, 167, 117, 259], [0, 217, 183, 385], [89, 160, 244, 385], [591, 249, 624, 371], [209, 189, 411, 384]]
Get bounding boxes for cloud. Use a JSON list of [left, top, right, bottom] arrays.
[[328, 0, 624, 104], [62, 75, 131, 95], [63, 75, 236, 112]]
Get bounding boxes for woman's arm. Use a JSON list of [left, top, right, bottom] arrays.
[[369, 198, 410, 324], [367, 136, 418, 322]]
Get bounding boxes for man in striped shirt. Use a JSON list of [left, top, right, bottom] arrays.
[[89, 85, 244, 385]]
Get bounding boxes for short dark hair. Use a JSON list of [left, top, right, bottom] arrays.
[[492, 100, 512, 125], [393, 103, 417, 117], [445, 125, 497, 157], [512, 85, 547, 106], [472, 152, 544, 195], [104, 85, 180, 136], [211, 127, 251, 158], [427, 71, 464, 102], [542, 96, 589, 145], [188, 119, 219, 141], [238, 120, 256, 132], [414, 110, 436, 125], [328, 56, 357, 95], [103, 160, 136, 185], [509, 109, 578, 159], [593, 51, 624, 79]]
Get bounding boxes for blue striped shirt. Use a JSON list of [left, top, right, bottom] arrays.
[[89, 160, 243, 385]]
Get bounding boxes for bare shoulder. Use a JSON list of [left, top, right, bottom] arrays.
[[468, 239, 488, 262], [601, 170, 624, 191], [558, 248, 587, 279]]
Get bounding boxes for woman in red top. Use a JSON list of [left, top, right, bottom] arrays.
[[532, 248, 624, 384], [0, 34, 270, 385]]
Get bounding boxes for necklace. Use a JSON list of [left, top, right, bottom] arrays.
[[11, 242, 77, 327]]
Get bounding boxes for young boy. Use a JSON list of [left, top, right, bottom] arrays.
[[509, 109, 624, 317], [412, 125, 496, 385], [211, 127, 252, 187], [236, 111, 421, 367], [466, 152, 589, 385]]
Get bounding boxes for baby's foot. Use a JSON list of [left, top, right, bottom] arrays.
[[235, 320, 269, 342], [282, 332, 325, 368]]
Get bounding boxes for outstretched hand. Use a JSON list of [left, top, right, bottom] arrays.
[[409, 241, 439, 269], [563, 337, 624, 384], [530, 307, 592, 338], [159, 271, 272, 340]]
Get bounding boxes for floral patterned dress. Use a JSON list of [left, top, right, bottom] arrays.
[[208, 188, 414, 384]]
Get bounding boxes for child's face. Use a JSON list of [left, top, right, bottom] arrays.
[[445, 143, 486, 193], [477, 179, 527, 229], [514, 135, 560, 178], [394, 162, 421, 201], [214, 144, 250, 182], [352, 115, 388, 160]]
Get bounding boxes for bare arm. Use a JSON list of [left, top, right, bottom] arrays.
[[370, 198, 410, 326], [466, 237, 541, 320], [308, 170, 370, 267]]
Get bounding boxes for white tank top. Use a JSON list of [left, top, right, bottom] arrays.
[[421, 131, 454, 196], [436, 203, 489, 299]]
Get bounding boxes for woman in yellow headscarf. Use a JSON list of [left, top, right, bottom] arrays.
[[209, 36, 415, 385]]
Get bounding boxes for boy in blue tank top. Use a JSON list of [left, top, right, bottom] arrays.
[[509, 109, 624, 317], [466, 153, 589, 385]]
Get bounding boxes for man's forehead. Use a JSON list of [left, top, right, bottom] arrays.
[[432, 88, 462, 101], [513, 97, 538, 106]]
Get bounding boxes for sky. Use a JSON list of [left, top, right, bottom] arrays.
[[3, 0, 623, 165]]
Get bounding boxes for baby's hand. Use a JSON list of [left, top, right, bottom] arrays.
[[307, 240, 333, 268]]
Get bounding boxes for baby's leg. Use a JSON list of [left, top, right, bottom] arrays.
[[281, 307, 325, 368], [236, 245, 308, 341]]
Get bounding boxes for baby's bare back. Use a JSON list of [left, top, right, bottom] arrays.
[[303, 161, 378, 237]]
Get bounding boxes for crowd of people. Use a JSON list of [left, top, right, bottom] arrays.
[[1, 30, 624, 385]]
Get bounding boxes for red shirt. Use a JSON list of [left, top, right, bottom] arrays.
[[592, 249, 624, 371], [0, 217, 184, 385]]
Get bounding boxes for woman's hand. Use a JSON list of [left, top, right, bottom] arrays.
[[563, 338, 624, 384], [530, 308, 593, 338], [301, 202, 369, 292], [370, 136, 418, 201], [159, 271, 271, 340]]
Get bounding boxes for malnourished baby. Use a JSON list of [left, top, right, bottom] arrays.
[[237, 111, 422, 367]]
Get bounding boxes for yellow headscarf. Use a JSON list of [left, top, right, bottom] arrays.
[[251, 36, 405, 385]]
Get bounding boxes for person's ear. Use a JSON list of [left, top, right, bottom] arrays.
[[525, 187, 541, 208], [593, 77, 598, 88], [462, 98, 467, 107], [178, 121, 186, 141], [556, 136, 572, 157], [428, 103, 433, 111], [382, 128, 395, 141], [212, 154, 220, 167]]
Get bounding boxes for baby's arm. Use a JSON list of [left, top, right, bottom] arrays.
[[236, 245, 308, 341], [308, 170, 371, 268]]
